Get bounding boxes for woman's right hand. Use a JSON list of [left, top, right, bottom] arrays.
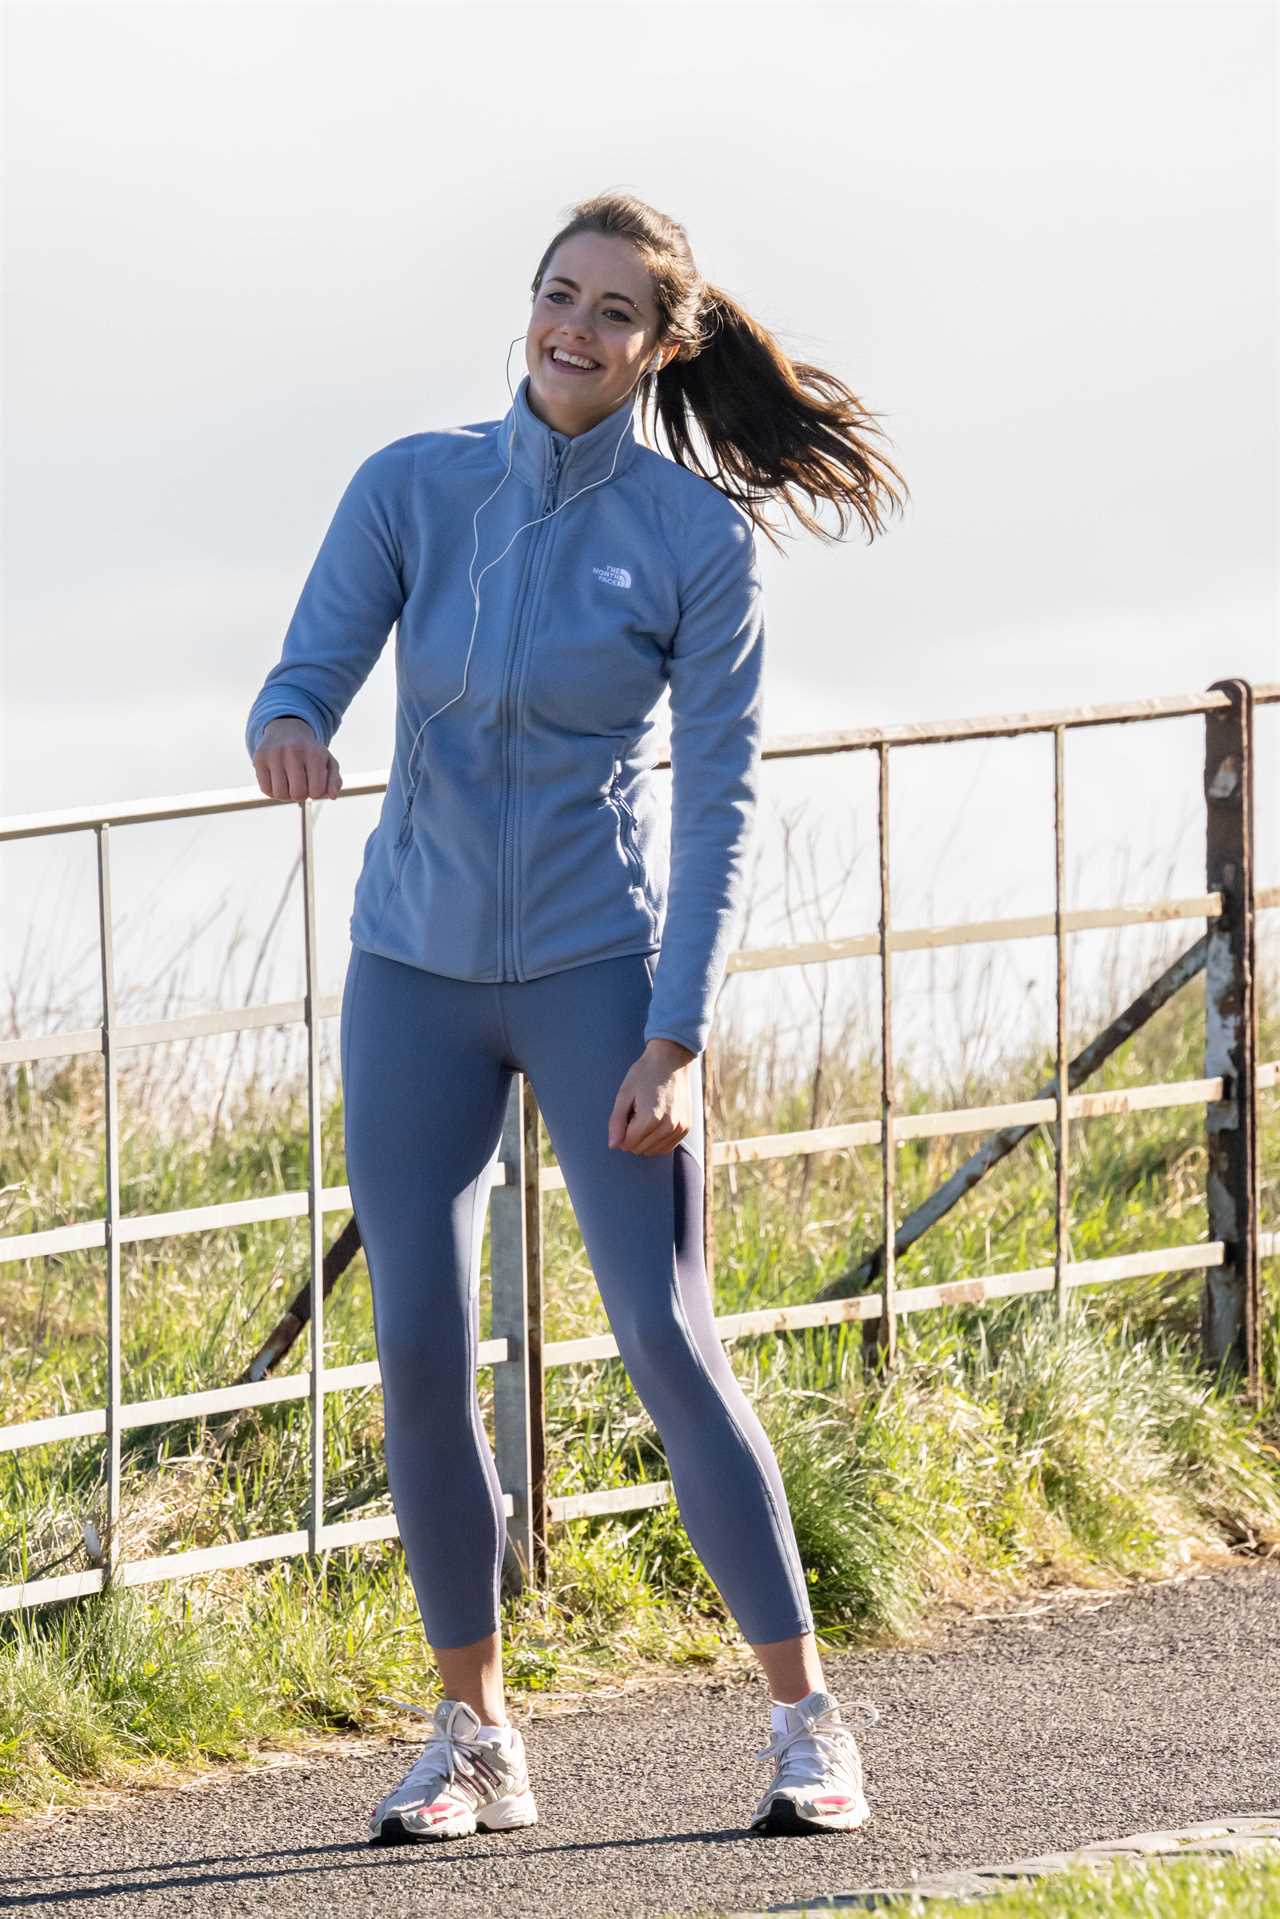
[[253, 716, 343, 802]]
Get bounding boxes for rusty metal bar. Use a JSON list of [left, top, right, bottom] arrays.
[[240, 1218, 362, 1384], [1053, 725, 1071, 1318], [757, 692, 1264, 760], [7, 687, 1280, 856], [95, 824, 122, 1577], [1202, 679, 1260, 1396], [5, 686, 1277, 850], [758, 679, 1275, 748]]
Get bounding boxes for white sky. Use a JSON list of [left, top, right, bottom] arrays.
[[2, 0, 1277, 1088]]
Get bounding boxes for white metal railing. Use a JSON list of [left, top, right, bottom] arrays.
[[1, 679, 1276, 1611]]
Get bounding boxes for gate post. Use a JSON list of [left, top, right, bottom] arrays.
[[863, 741, 898, 1372], [490, 1073, 548, 1593], [1202, 677, 1259, 1398]]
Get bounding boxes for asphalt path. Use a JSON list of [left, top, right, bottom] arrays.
[[2, 1557, 1278, 1918]]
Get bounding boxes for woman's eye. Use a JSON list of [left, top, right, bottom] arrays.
[[545, 290, 631, 325]]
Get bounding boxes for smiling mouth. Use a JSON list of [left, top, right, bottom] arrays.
[[548, 348, 601, 374]]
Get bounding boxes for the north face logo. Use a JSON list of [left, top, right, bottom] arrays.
[[592, 564, 632, 589]]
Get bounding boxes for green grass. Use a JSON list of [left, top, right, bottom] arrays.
[[1, 924, 1277, 1817], [733, 1850, 1280, 1917]]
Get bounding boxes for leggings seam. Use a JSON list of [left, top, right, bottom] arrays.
[[664, 1150, 813, 1638], [468, 1068, 510, 1641]]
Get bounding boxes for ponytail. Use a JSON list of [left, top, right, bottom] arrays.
[[531, 191, 909, 554]]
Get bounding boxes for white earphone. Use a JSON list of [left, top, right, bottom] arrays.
[[394, 338, 661, 838]]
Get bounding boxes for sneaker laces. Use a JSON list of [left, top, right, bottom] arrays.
[[377, 1694, 502, 1808], [753, 1695, 880, 1782]]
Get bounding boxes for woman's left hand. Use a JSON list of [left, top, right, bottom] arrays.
[[608, 1039, 696, 1155]]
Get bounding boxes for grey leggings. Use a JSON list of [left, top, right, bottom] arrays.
[[339, 941, 815, 1650]]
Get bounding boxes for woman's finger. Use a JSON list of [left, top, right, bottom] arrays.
[[638, 1121, 686, 1157], [625, 1105, 667, 1155]]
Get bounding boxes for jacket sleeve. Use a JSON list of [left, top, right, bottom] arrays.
[[641, 498, 765, 1060], [243, 439, 412, 760]]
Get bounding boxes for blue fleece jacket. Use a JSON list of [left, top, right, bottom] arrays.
[[244, 372, 765, 1059]]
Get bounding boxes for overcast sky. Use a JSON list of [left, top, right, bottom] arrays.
[[2, 1, 1276, 1084]]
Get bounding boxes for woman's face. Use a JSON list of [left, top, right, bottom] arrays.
[[526, 231, 672, 437]]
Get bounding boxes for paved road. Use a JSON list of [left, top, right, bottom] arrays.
[[3, 1558, 1278, 1918]]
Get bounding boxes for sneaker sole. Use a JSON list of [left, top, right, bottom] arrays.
[[370, 1790, 539, 1845], [751, 1792, 871, 1836]]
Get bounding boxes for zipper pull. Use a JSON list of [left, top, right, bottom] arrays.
[[544, 444, 563, 513]]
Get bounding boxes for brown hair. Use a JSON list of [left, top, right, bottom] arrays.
[[530, 189, 909, 554]]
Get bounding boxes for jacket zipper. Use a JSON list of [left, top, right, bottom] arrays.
[[498, 438, 563, 978]]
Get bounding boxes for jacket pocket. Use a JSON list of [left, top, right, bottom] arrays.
[[375, 774, 421, 938], [608, 761, 659, 938], [394, 772, 419, 849]]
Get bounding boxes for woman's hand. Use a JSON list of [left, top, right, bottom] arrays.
[[253, 715, 343, 802], [608, 1039, 697, 1155]]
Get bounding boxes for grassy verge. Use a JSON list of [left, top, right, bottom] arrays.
[[717, 1851, 1280, 1918], [1, 929, 1277, 1818]]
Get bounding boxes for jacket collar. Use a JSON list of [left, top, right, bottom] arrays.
[[499, 372, 640, 494]]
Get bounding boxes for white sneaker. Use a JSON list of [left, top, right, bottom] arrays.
[[750, 1688, 879, 1834], [369, 1697, 539, 1844]]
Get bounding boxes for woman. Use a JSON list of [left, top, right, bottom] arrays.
[[246, 190, 907, 1845]]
